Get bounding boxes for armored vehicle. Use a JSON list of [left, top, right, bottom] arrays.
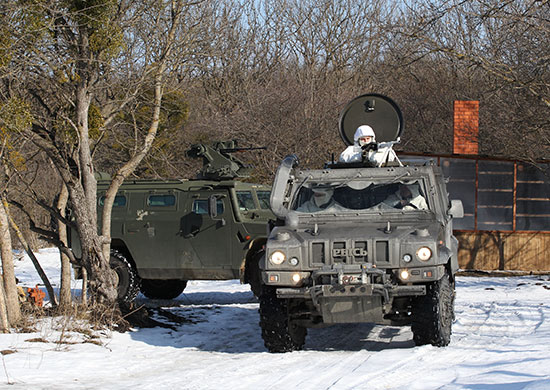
[[70, 141, 272, 302], [258, 94, 464, 352]]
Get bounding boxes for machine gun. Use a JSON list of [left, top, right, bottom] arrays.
[[186, 140, 266, 180]]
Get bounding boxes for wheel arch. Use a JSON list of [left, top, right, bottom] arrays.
[[111, 239, 138, 273], [240, 237, 267, 284], [439, 245, 458, 282]]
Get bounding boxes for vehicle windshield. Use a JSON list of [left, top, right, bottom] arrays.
[[291, 179, 430, 213]]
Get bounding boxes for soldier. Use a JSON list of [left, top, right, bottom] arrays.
[[384, 183, 428, 211], [296, 187, 338, 212], [339, 125, 398, 166]]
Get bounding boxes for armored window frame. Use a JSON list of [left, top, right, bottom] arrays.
[[192, 199, 224, 215], [236, 191, 257, 211], [256, 190, 271, 210], [291, 178, 431, 213], [147, 194, 176, 207], [98, 195, 127, 207]]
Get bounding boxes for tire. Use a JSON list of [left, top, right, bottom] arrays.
[[411, 270, 455, 347], [246, 252, 263, 298], [140, 279, 187, 300], [110, 251, 141, 304], [259, 286, 306, 352]]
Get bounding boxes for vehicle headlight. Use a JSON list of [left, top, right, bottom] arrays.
[[403, 254, 412, 263], [416, 247, 432, 261], [289, 257, 299, 266], [269, 250, 286, 265]]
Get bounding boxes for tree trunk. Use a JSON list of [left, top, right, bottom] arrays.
[[81, 267, 88, 305], [72, 58, 117, 306], [57, 184, 72, 308], [0, 198, 20, 325], [67, 183, 117, 305], [0, 277, 10, 332]]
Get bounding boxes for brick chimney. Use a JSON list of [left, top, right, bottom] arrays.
[[453, 100, 479, 155]]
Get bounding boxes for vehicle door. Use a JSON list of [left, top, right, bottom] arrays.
[[179, 190, 233, 275], [124, 191, 180, 276]]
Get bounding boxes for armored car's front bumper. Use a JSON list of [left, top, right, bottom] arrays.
[[278, 283, 426, 324], [262, 264, 449, 324]]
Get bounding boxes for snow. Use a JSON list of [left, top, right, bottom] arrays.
[[2, 248, 550, 389]]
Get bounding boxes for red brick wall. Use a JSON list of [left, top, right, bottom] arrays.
[[453, 100, 479, 155]]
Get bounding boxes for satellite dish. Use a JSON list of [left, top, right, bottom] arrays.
[[339, 94, 404, 146]]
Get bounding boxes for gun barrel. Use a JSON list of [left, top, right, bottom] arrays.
[[220, 146, 267, 153]]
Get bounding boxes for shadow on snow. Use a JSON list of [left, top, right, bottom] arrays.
[[129, 291, 416, 353]]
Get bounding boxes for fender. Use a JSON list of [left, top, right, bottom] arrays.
[[438, 245, 458, 275], [240, 237, 267, 284]]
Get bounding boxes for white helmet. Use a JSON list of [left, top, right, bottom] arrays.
[[354, 125, 376, 144]]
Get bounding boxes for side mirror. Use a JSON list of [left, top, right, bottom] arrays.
[[449, 199, 464, 218], [208, 195, 218, 218]]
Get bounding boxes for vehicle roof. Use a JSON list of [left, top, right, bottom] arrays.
[[97, 179, 271, 192], [293, 164, 441, 181]]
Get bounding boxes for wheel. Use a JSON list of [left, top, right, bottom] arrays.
[[259, 286, 306, 352], [411, 270, 455, 347], [110, 251, 141, 304], [140, 279, 187, 300], [246, 252, 263, 298]]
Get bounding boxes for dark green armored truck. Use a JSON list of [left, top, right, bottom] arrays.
[[70, 142, 272, 302], [258, 94, 464, 352]]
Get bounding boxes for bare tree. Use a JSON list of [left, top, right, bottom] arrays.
[[1, 0, 205, 307], [0, 199, 19, 325]]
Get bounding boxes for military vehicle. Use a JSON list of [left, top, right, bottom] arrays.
[[69, 141, 272, 303], [258, 94, 464, 352]]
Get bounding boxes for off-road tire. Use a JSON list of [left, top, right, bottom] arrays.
[[259, 286, 306, 352], [110, 251, 141, 304], [246, 252, 263, 298], [411, 270, 455, 347], [140, 279, 187, 300]]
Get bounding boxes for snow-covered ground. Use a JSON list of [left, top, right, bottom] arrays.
[[2, 248, 550, 389]]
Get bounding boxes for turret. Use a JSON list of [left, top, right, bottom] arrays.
[[186, 140, 266, 180]]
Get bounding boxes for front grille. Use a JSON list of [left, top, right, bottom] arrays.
[[375, 241, 389, 263], [312, 242, 325, 263], [354, 241, 368, 262], [332, 242, 345, 263], [326, 240, 369, 264]]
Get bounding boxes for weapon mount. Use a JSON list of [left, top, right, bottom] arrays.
[[186, 140, 266, 180]]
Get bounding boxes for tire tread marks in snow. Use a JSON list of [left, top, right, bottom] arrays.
[[259, 287, 307, 352], [411, 271, 455, 347], [110, 250, 141, 304]]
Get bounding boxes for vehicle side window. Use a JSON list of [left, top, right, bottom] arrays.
[[256, 191, 271, 209], [236, 191, 256, 210], [192, 199, 224, 215], [99, 195, 127, 207], [147, 194, 176, 207]]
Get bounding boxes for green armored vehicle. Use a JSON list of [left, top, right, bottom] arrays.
[[258, 94, 464, 352], [70, 141, 272, 302]]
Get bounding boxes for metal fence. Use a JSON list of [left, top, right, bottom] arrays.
[[399, 154, 550, 232]]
